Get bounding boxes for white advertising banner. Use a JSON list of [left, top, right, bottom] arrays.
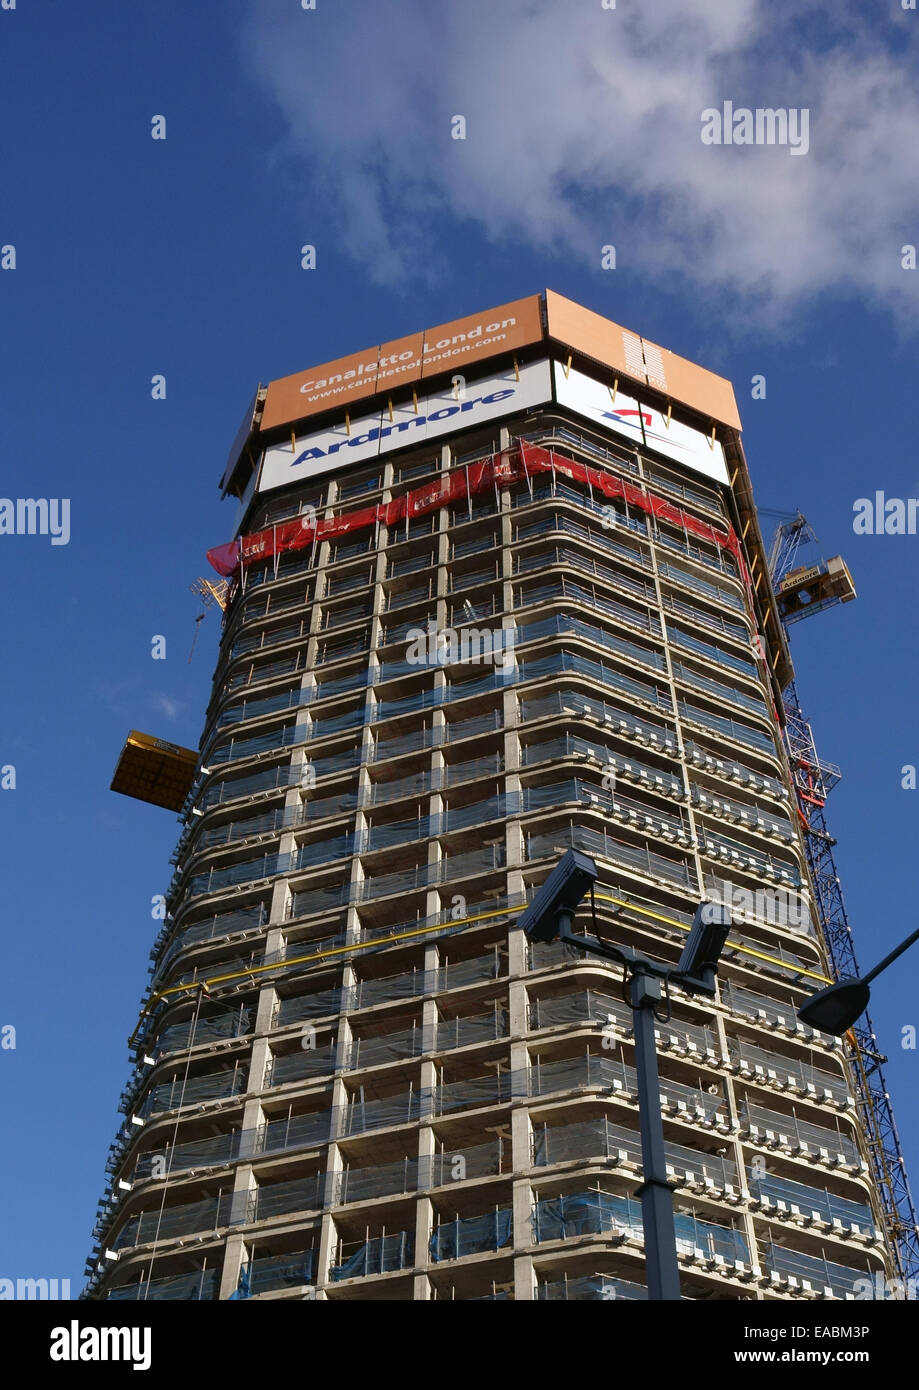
[[260, 406, 386, 492], [553, 361, 645, 449], [552, 360, 729, 486], [640, 404, 729, 485], [258, 360, 553, 494]]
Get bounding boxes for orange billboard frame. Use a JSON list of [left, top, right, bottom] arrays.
[[260, 295, 544, 433], [544, 289, 741, 431], [258, 289, 740, 436]]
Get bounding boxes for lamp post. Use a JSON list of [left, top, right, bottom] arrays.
[[518, 850, 732, 1301], [798, 924, 919, 1035]]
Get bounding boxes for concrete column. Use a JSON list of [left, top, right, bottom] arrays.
[[508, 971, 529, 1051], [223, 1161, 257, 1281], [322, 1138, 344, 1211], [254, 984, 278, 1037], [217, 1232, 249, 1300], [513, 1253, 537, 1302], [267, 877, 290, 930], [414, 1195, 433, 1287], [512, 1173, 535, 1271], [237, 1096, 265, 1162], [315, 1209, 338, 1290], [511, 1099, 533, 1174], [246, 1035, 272, 1095]]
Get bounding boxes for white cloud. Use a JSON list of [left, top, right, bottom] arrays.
[[151, 694, 182, 722], [244, 0, 919, 327]]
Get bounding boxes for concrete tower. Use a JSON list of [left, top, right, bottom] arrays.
[[87, 292, 893, 1302]]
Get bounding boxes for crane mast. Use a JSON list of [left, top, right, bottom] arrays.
[[768, 516, 919, 1286]]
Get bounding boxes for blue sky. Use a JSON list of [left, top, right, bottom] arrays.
[[1, 0, 918, 1290]]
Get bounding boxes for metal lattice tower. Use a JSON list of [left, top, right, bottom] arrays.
[[771, 522, 919, 1285], [767, 510, 813, 583]]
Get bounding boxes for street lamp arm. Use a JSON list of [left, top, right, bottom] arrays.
[[555, 910, 652, 974], [861, 923, 919, 987]]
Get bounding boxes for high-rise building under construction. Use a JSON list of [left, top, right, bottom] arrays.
[[86, 291, 911, 1302]]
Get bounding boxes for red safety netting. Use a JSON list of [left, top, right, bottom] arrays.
[[208, 440, 747, 584], [206, 439, 782, 727]]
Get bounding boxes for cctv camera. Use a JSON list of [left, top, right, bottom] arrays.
[[517, 849, 599, 943], [676, 901, 732, 993]]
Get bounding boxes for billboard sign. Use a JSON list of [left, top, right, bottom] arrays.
[[553, 361, 645, 449], [260, 295, 544, 433], [552, 361, 729, 486], [639, 403, 729, 485], [545, 289, 741, 431], [258, 359, 553, 494], [417, 297, 543, 380]]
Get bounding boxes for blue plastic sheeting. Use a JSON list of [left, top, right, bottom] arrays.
[[113, 1193, 235, 1250], [331, 1231, 414, 1282], [534, 1191, 641, 1243], [538, 1274, 648, 1301], [764, 1241, 868, 1296], [533, 1191, 749, 1264], [210, 721, 307, 766], [258, 1109, 333, 1155], [134, 1129, 239, 1179], [520, 649, 670, 711], [249, 1174, 325, 1222], [749, 1171, 873, 1233], [236, 1250, 316, 1297], [429, 1208, 513, 1262], [108, 1268, 217, 1301], [201, 761, 303, 810], [154, 1007, 251, 1056], [674, 1211, 749, 1264]]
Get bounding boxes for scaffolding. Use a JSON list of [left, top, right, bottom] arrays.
[[769, 519, 919, 1284]]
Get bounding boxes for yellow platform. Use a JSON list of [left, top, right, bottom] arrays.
[[776, 555, 856, 624], [110, 731, 199, 812]]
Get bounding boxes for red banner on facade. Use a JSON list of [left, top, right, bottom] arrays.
[[208, 440, 747, 595]]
